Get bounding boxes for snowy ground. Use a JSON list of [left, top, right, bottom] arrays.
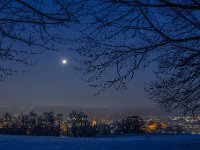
[[0, 134, 200, 150]]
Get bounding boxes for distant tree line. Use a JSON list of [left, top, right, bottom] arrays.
[[0, 112, 61, 136], [0, 111, 145, 137]]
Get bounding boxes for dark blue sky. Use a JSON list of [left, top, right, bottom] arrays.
[[0, 47, 155, 108], [0, 0, 159, 109]]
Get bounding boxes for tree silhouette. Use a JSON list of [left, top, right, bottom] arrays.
[[0, 0, 82, 80], [74, 0, 200, 115], [1, 1, 200, 115], [121, 115, 145, 134], [68, 111, 93, 137]]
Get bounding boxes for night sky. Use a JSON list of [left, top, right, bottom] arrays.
[[0, 0, 158, 109], [0, 46, 155, 108]]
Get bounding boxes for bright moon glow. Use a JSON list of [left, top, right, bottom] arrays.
[[62, 59, 68, 65]]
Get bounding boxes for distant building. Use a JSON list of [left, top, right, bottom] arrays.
[[91, 117, 97, 127]]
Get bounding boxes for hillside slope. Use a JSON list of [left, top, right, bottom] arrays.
[[0, 135, 200, 150]]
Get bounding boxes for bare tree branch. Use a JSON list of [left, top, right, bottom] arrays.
[[74, 0, 200, 115]]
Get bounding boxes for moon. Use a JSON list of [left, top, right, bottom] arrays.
[[62, 59, 68, 65]]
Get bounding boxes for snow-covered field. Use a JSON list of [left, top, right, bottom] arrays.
[[0, 134, 200, 150]]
